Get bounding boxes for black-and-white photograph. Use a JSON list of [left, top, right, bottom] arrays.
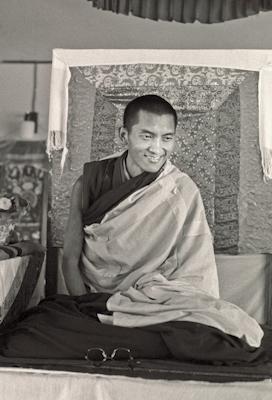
[[1, 1, 272, 399]]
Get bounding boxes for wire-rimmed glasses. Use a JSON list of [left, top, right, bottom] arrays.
[[85, 347, 135, 368]]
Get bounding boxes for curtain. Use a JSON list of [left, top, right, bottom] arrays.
[[87, 0, 272, 23]]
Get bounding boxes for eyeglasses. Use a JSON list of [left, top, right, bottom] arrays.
[[85, 347, 135, 368]]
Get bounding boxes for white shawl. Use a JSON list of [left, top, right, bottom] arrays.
[[81, 161, 263, 348]]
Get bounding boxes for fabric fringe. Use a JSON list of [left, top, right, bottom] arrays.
[[261, 147, 272, 182], [60, 146, 69, 173], [46, 130, 68, 174], [47, 130, 66, 152], [258, 63, 272, 182]]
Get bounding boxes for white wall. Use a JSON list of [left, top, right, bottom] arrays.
[[0, 64, 51, 139], [1, 0, 272, 139], [1, 0, 272, 61]]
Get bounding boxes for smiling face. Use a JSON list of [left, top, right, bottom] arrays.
[[120, 110, 176, 177]]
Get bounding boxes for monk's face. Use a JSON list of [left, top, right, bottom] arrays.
[[121, 110, 176, 177]]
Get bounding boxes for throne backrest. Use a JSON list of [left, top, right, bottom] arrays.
[[46, 63, 272, 324]]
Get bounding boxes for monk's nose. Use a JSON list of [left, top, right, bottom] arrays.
[[149, 138, 163, 154]]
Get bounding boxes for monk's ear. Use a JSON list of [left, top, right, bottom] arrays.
[[119, 127, 128, 145]]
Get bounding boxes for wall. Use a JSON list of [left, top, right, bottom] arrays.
[[1, 0, 272, 139], [0, 64, 51, 139], [1, 0, 272, 61]]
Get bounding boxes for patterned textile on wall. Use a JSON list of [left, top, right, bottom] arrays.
[[49, 64, 272, 254], [0, 140, 48, 244]]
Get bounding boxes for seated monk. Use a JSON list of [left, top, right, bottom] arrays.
[[0, 95, 267, 365]]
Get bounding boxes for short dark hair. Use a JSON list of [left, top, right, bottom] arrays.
[[123, 95, 177, 131]]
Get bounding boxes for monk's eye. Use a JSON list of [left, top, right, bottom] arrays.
[[142, 134, 152, 140], [163, 136, 174, 142]]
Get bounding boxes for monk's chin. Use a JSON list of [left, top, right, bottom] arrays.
[[143, 158, 166, 172]]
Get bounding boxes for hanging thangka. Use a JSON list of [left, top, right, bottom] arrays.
[[48, 63, 272, 254], [0, 140, 48, 244]]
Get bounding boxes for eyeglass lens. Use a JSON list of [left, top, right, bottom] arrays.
[[85, 347, 134, 362]]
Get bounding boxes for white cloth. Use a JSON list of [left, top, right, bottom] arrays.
[[0, 368, 272, 400], [47, 49, 272, 180], [259, 64, 272, 181], [0, 256, 29, 323]]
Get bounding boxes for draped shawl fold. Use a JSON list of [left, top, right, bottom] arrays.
[[80, 154, 263, 348]]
